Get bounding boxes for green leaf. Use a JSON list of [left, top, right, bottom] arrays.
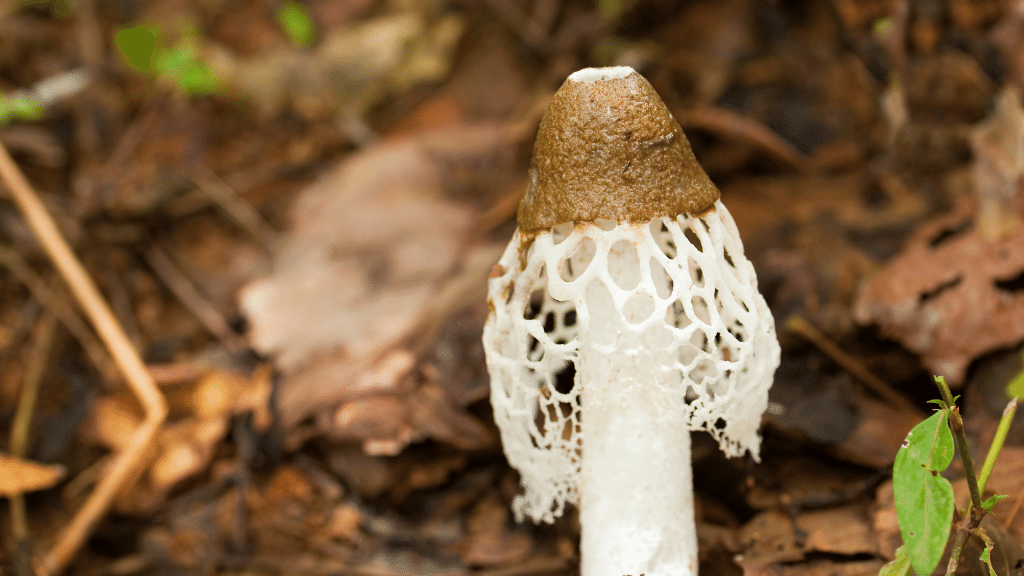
[[276, 1, 316, 47], [115, 25, 158, 72], [981, 494, 1009, 513], [878, 546, 913, 576], [0, 92, 45, 127], [10, 94, 43, 120], [153, 40, 218, 95], [893, 409, 956, 576]]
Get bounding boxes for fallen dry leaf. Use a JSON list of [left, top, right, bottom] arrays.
[[854, 197, 1024, 385], [459, 496, 533, 568], [736, 510, 805, 571], [832, 395, 921, 469], [83, 366, 273, 512], [0, 452, 65, 497], [856, 86, 1024, 385], [970, 86, 1024, 242], [873, 481, 901, 560], [797, 504, 877, 556], [770, 559, 884, 576], [739, 504, 882, 576], [149, 417, 229, 493], [240, 123, 515, 448]]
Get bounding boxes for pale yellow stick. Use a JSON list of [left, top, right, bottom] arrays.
[[0, 142, 168, 575]]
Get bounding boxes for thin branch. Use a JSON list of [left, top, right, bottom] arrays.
[[144, 244, 244, 351], [786, 316, 924, 418], [0, 246, 115, 383], [9, 310, 57, 554], [0, 142, 168, 575], [679, 107, 812, 173], [945, 525, 970, 576], [934, 376, 984, 521], [189, 164, 280, 250]]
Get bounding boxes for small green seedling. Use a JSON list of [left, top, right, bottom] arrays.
[[1006, 349, 1024, 399], [115, 24, 219, 95], [0, 91, 45, 126], [882, 376, 1019, 576], [275, 1, 316, 47]]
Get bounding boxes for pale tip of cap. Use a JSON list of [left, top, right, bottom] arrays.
[[567, 66, 635, 83]]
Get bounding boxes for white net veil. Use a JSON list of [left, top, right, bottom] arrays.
[[483, 199, 780, 523]]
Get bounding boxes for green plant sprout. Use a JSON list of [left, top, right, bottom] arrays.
[[115, 24, 219, 96], [0, 91, 45, 126], [1006, 349, 1024, 399], [881, 376, 1019, 576], [275, 1, 317, 47]]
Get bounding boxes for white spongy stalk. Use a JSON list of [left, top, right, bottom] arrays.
[[578, 256, 697, 576], [483, 199, 780, 573]]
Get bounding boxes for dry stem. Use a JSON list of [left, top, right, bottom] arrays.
[[0, 142, 168, 575]]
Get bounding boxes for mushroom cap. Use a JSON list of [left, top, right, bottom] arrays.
[[518, 66, 720, 232]]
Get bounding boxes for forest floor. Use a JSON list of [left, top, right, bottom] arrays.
[[1, 1, 1023, 575]]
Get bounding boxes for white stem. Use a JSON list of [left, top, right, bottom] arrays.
[[578, 246, 698, 576]]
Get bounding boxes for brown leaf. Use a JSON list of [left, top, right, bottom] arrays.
[[952, 446, 1024, 544], [856, 86, 1024, 385], [150, 417, 229, 493], [407, 382, 496, 452], [0, 452, 64, 496], [833, 395, 920, 468], [797, 505, 877, 556], [873, 481, 901, 560], [240, 124, 514, 436], [327, 395, 412, 455], [772, 559, 884, 576], [459, 496, 533, 568], [970, 86, 1024, 242], [962, 516, 1024, 576], [854, 200, 1024, 385], [737, 510, 805, 571]]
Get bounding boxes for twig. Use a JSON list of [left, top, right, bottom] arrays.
[[934, 376, 984, 519], [679, 107, 811, 173], [945, 525, 971, 576], [10, 310, 57, 457], [9, 310, 58, 553], [0, 246, 114, 383], [144, 244, 245, 351], [785, 316, 924, 417], [189, 165, 280, 250], [0, 142, 168, 575]]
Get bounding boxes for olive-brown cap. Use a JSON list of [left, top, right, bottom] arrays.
[[517, 67, 720, 231]]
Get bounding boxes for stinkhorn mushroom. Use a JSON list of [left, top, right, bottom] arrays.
[[483, 66, 780, 576]]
